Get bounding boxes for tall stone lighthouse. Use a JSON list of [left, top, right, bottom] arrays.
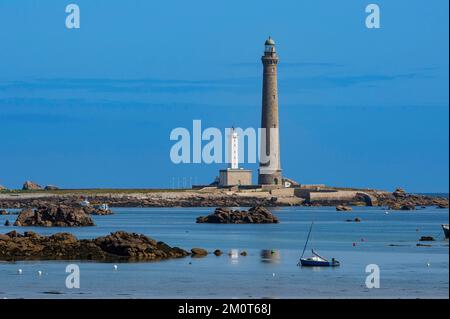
[[258, 37, 282, 186]]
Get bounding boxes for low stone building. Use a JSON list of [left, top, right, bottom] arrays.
[[218, 168, 252, 187]]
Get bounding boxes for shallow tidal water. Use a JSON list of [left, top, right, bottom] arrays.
[[0, 206, 448, 299]]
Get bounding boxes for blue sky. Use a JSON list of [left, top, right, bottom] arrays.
[[0, 0, 448, 192]]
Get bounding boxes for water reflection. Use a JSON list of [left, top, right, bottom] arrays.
[[299, 265, 340, 272], [229, 249, 239, 264], [260, 249, 280, 264]]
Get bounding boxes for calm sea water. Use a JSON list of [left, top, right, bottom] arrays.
[[0, 206, 448, 299]]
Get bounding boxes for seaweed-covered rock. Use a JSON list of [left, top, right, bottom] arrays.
[[400, 203, 416, 211], [191, 248, 208, 256], [196, 206, 279, 224], [14, 205, 95, 227], [0, 231, 189, 261], [419, 236, 435, 242], [388, 203, 416, 211], [82, 206, 113, 215]]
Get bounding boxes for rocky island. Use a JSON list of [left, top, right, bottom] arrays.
[[14, 205, 95, 227], [196, 206, 279, 224], [379, 188, 448, 210], [0, 230, 189, 261]]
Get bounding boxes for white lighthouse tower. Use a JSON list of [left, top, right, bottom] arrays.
[[218, 128, 252, 187], [230, 128, 239, 169]]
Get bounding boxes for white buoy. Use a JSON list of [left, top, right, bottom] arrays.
[[37, 270, 42, 276], [272, 273, 275, 277], [113, 264, 118, 271], [17, 269, 22, 275], [427, 262, 431, 267]]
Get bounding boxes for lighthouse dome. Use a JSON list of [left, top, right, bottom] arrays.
[[265, 37, 275, 45]]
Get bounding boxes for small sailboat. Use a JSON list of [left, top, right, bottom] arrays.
[[298, 222, 340, 267]]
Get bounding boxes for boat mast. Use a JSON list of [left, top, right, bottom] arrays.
[[301, 221, 314, 258]]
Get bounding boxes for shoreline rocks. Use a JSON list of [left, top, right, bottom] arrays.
[[0, 188, 447, 209], [0, 195, 288, 209], [377, 188, 447, 210], [14, 205, 95, 227], [0, 230, 189, 261], [82, 206, 113, 215], [196, 206, 279, 224]]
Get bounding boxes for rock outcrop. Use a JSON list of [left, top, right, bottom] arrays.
[[82, 206, 113, 215], [14, 205, 95, 227], [191, 248, 208, 256], [0, 230, 189, 261], [196, 206, 279, 224], [44, 185, 59, 191], [346, 217, 361, 222], [388, 203, 416, 210], [392, 188, 407, 198], [336, 205, 352, 211], [376, 188, 447, 210], [22, 181, 42, 191], [0, 185, 7, 191]]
